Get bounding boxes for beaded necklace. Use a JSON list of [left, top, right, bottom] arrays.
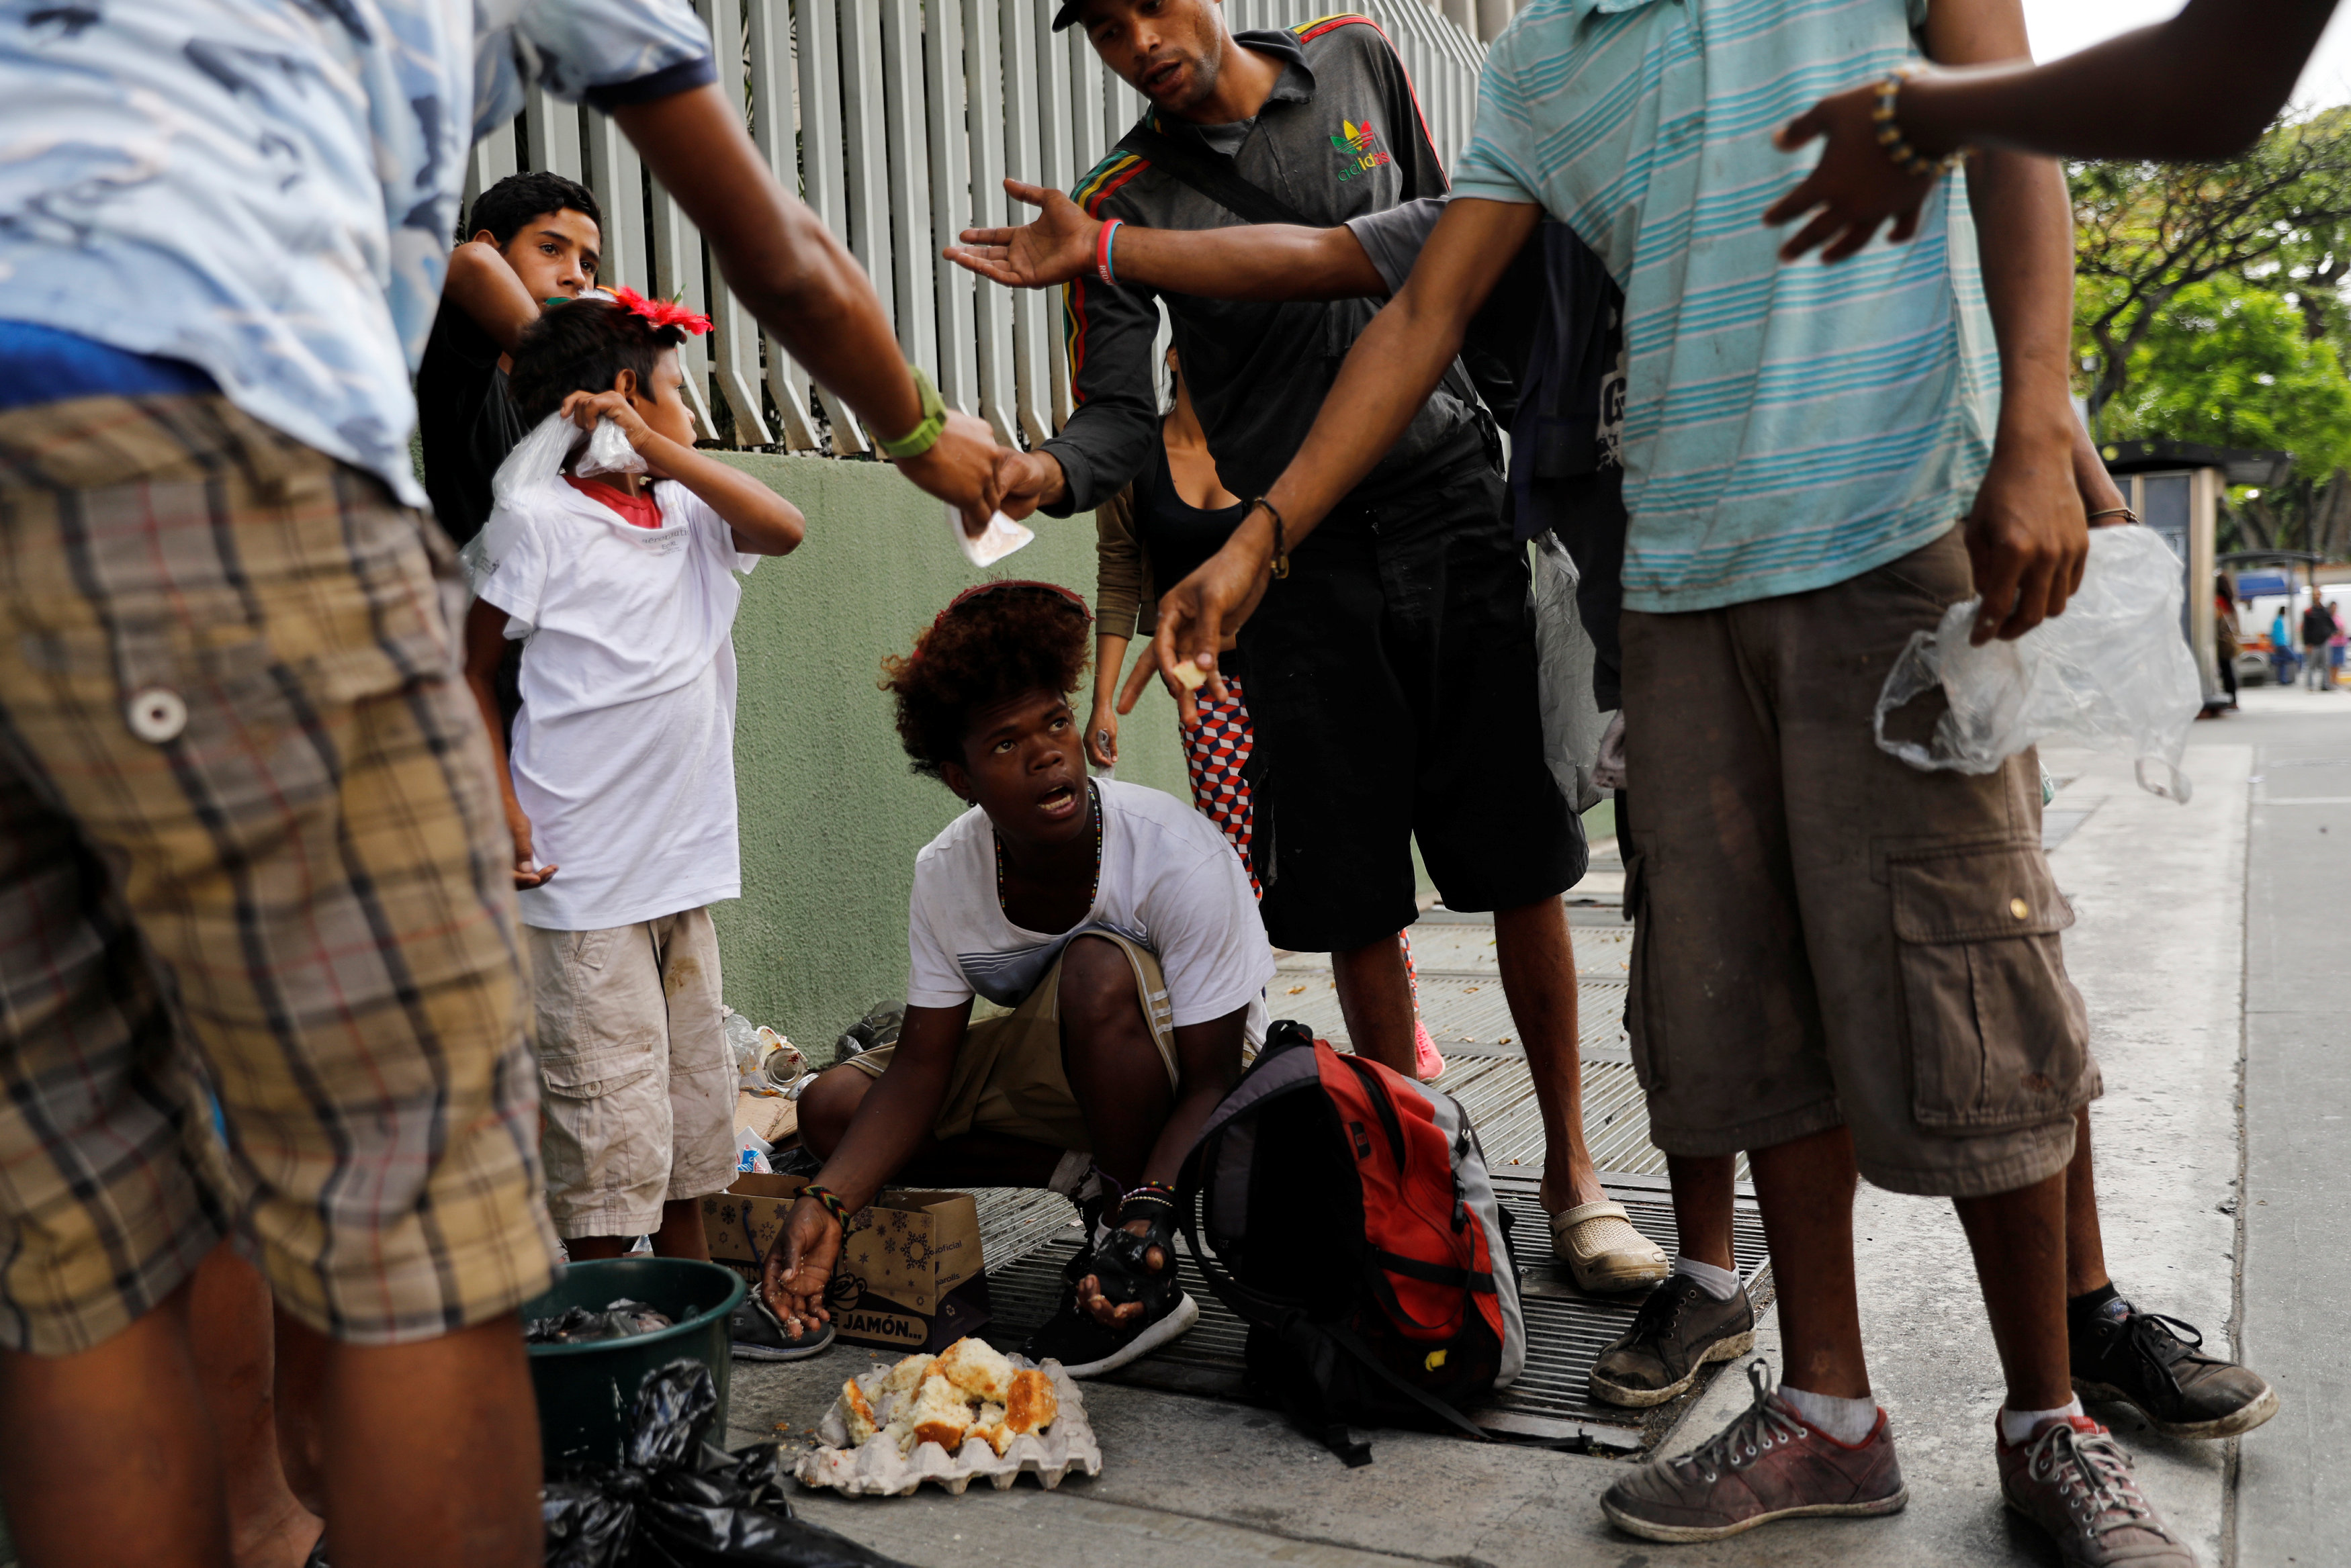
[[995, 780, 1102, 920]]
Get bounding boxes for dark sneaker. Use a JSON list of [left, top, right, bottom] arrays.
[[1589, 1274, 1757, 1408], [2072, 1297, 2278, 1439], [727, 1293, 836, 1361], [1601, 1361, 1907, 1543], [1998, 1414, 2196, 1567], [1022, 1289, 1198, 1377]]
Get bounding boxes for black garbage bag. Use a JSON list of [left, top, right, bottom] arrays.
[[542, 1360, 912, 1568], [527, 1299, 676, 1345]]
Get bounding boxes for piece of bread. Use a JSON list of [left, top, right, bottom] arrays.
[[935, 1336, 1016, 1405], [1003, 1367, 1058, 1435], [840, 1380, 880, 1446], [1172, 656, 1208, 692], [875, 1352, 936, 1400], [902, 1369, 975, 1453], [967, 1401, 1012, 1457]]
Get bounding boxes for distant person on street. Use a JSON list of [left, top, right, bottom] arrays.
[[2215, 575, 2242, 710], [2330, 599, 2347, 684], [2274, 606, 2299, 685], [2304, 598, 2338, 690]]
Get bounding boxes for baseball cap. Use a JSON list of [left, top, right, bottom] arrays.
[[1050, 0, 1088, 30]]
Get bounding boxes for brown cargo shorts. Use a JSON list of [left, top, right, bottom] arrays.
[[846, 933, 1179, 1154], [1619, 527, 2096, 1199], [527, 908, 739, 1240]]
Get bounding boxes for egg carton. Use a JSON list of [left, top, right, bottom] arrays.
[[793, 1358, 1100, 1497]]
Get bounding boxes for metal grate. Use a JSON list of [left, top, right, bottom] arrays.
[[973, 1179, 1769, 1452], [1267, 973, 1631, 1055]]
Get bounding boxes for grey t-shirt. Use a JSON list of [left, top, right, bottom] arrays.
[[1198, 119, 1253, 157]]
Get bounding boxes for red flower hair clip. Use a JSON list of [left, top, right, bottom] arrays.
[[608, 284, 713, 336]]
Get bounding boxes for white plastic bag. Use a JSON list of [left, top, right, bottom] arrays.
[[461, 412, 647, 592], [1873, 526, 2203, 801], [1531, 533, 1610, 812], [949, 502, 1034, 566]]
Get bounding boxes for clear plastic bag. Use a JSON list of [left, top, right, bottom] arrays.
[[1531, 533, 1609, 813], [461, 412, 648, 593], [1873, 526, 2203, 801]]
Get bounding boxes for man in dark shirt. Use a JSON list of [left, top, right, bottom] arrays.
[[417, 171, 604, 547], [2303, 598, 2339, 690], [981, 0, 1649, 1285]]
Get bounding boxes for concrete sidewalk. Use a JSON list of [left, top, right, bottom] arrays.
[[736, 721, 2274, 1567]]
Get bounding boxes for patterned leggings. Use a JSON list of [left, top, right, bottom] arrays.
[[1180, 676, 1419, 999]]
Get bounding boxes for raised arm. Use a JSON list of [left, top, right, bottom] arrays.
[[1767, 0, 2334, 261], [1118, 198, 1540, 721], [947, 179, 1388, 300], [443, 241, 543, 352], [613, 86, 1002, 527]]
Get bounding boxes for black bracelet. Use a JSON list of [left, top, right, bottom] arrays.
[[802, 1184, 852, 1229], [1251, 497, 1291, 580]]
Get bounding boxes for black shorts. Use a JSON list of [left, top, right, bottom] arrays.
[[1236, 454, 1585, 952]]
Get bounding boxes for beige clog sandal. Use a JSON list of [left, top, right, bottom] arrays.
[[1551, 1199, 1670, 1293]]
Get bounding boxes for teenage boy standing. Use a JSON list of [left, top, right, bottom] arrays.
[[1129, 0, 2198, 1559], [987, 0, 1661, 1293], [0, 2, 1003, 1563], [419, 171, 607, 549]]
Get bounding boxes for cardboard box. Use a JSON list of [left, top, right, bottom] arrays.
[[701, 1174, 991, 1352]]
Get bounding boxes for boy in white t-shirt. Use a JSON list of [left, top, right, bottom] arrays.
[[462, 293, 805, 1270], [762, 584, 1276, 1375]]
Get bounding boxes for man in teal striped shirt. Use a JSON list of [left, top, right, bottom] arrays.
[[1127, 0, 2199, 1559]]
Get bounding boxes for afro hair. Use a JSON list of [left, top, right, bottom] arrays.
[[881, 585, 1092, 783], [506, 298, 689, 425]]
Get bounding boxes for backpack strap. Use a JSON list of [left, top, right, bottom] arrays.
[[1113, 124, 1314, 226]]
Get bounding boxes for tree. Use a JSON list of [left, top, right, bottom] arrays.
[[2072, 107, 2351, 432]]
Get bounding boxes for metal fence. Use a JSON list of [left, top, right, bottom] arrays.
[[462, 0, 1487, 455]]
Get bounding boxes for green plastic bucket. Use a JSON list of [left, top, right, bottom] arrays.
[[521, 1256, 747, 1471]]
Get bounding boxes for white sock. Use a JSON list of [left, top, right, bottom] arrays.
[[1779, 1385, 1879, 1445], [2000, 1398, 2085, 1446], [1672, 1256, 1741, 1301]]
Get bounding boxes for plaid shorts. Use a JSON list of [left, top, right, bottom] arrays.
[[0, 394, 557, 1354]]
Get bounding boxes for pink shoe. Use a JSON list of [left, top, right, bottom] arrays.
[[1413, 1021, 1446, 1080]]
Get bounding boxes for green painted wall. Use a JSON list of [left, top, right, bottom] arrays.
[[708, 453, 1192, 1049]]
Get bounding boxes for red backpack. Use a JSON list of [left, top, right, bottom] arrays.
[[1178, 1021, 1527, 1465]]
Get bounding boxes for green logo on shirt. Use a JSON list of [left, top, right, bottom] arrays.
[[1331, 118, 1393, 183]]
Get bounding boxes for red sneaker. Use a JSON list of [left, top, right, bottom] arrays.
[[1996, 1413, 2196, 1566], [1601, 1361, 1908, 1542], [1412, 1021, 1446, 1080]]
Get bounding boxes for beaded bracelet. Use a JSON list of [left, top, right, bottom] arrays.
[[1249, 496, 1292, 580], [1124, 1179, 1178, 1207], [1096, 218, 1124, 286], [802, 1183, 853, 1230], [1870, 72, 1967, 179]]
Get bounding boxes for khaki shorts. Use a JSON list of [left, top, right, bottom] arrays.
[[1620, 528, 2096, 1199], [0, 394, 556, 1352], [847, 933, 1178, 1153], [528, 908, 738, 1239]]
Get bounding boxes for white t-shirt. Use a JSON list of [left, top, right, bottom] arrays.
[[474, 478, 758, 931], [907, 779, 1275, 1046]]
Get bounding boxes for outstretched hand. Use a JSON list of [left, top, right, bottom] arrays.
[[1120, 530, 1272, 727], [896, 408, 1011, 538], [1763, 79, 1941, 263], [944, 181, 1100, 290], [760, 1196, 842, 1340]]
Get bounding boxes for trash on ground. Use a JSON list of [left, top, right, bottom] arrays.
[[543, 1359, 913, 1567], [527, 1299, 676, 1346], [834, 1003, 903, 1067], [795, 1340, 1100, 1497], [725, 1007, 807, 1095], [1873, 526, 2203, 800]]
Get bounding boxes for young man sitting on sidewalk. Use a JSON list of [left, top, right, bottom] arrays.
[[1124, 0, 2202, 1557], [762, 583, 1274, 1375], [953, 186, 2278, 1446]]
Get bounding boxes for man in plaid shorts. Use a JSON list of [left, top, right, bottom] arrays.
[[0, 3, 1006, 1563]]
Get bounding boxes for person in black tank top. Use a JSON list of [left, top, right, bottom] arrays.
[[1090, 350, 1445, 1078]]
